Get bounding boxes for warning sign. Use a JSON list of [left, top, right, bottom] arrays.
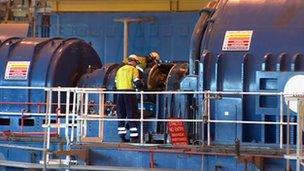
[[4, 61, 30, 80], [222, 30, 253, 51], [168, 119, 188, 145]]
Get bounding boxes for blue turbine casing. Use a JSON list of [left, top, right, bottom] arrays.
[[0, 37, 101, 132], [197, 0, 304, 144]]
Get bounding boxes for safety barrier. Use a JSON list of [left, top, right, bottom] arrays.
[[0, 86, 303, 170]]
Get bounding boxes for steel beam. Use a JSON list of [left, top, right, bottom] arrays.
[[49, 0, 210, 12]]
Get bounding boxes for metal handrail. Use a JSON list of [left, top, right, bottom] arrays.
[[0, 86, 304, 170]]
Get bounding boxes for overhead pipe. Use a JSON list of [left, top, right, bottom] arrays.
[[188, 1, 218, 75], [114, 17, 154, 62]]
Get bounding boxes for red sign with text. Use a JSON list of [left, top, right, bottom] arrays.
[[168, 119, 188, 145]]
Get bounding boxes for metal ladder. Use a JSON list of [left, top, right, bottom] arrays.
[[42, 87, 105, 170], [42, 88, 79, 169]]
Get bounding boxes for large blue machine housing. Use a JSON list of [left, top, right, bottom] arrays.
[[0, 37, 101, 132], [189, 0, 304, 145]]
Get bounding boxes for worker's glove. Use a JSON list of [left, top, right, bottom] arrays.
[[134, 79, 144, 91]]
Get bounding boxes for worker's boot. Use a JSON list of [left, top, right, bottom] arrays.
[[130, 127, 139, 143], [120, 135, 130, 143], [118, 127, 129, 143], [130, 137, 139, 143]]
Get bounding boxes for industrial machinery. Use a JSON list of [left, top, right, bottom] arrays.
[[1, 0, 304, 170], [0, 37, 101, 135]]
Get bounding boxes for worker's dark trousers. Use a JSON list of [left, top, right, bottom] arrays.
[[116, 93, 139, 139]]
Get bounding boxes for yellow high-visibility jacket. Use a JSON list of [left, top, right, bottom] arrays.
[[115, 64, 140, 90]]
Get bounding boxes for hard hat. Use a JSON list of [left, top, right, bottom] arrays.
[[149, 51, 160, 60], [128, 54, 140, 64]]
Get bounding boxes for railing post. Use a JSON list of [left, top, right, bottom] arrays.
[[280, 93, 284, 149], [99, 90, 105, 141], [286, 100, 290, 171], [76, 91, 83, 142], [57, 90, 61, 135], [140, 91, 144, 144], [65, 89, 71, 163], [47, 89, 52, 157], [71, 90, 77, 142], [296, 101, 304, 171], [206, 91, 211, 146], [43, 88, 52, 169], [203, 91, 207, 144], [83, 92, 89, 137]]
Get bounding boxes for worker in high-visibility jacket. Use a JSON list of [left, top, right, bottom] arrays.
[[115, 54, 144, 143]]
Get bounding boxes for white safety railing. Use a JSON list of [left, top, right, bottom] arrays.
[[43, 87, 106, 167], [0, 86, 304, 170], [283, 96, 304, 171], [69, 90, 300, 147], [43, 89, 301, 147]]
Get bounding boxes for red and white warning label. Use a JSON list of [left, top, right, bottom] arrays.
[[4, 61, 31, 80], [222, 30, 253, 51], [168, 119, 188, 145]]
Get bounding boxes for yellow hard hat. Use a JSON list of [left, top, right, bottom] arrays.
[[128, 54, 140, 64], [149, 51, 160, 60]]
